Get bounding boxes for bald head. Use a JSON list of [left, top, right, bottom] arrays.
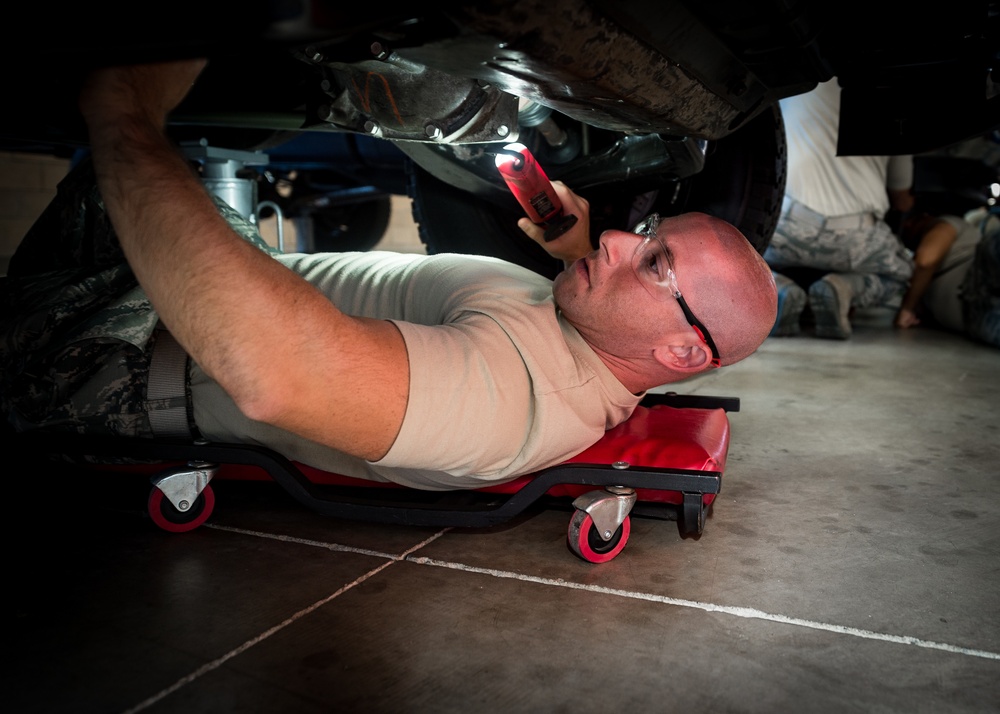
[[552, 212, 777, 393], [672, 213, 777, 365]]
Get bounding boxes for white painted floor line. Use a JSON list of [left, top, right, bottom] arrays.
[[122, 528, 450, 714], [124, 524, 998, 713], [409, 556, 1000, 663], [204, 525, 1000, 663], [204, 522, 401, 560]]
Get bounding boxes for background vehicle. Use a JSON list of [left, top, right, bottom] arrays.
[[5, 1, 1000, 277]]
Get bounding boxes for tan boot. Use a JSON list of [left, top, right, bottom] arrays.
[[809, 274, 853, 339]]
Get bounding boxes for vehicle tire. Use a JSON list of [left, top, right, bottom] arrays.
[[406, 162, 564, 279], [680, 104, 787, 255], [293, 195, 392, 253]]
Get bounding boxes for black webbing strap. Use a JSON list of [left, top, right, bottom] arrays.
[[146, 327, 192, 438]]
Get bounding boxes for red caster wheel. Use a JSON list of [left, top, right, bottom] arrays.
[[148, 484, 215, 533], [567, 509, 630, 563]]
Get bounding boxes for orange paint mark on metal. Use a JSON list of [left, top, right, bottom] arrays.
[[350, 72, 406, 127]]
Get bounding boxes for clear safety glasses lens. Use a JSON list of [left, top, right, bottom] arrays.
[[628, 212, 722, 367]]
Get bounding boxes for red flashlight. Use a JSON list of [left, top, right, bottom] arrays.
[[494, 142, 578, 241]]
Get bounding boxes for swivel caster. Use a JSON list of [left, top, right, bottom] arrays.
[[679, 491, 707, 537], [147, 461, 218, 533], [567, 486, 637, 563]]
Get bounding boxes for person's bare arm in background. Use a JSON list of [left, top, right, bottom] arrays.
[[895, 218, 958, 328]]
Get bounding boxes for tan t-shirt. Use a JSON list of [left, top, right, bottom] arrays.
[[190, 251, 641, 490]]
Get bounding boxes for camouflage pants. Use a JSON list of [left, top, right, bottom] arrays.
[[0, 160, 160, 437], [1, 158, 273, 437], [764, 198, 913, 309]]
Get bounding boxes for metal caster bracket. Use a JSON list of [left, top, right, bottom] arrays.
[[572, 486, 637, 542], [151, 461, 217, 513]]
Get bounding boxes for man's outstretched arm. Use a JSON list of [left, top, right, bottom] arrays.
[[79, 60, 409, 460]]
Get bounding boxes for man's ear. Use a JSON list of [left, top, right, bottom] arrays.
[[652, 342, 710, 372]]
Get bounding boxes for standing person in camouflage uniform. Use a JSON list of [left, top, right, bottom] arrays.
[[764, 78, 915, 339]]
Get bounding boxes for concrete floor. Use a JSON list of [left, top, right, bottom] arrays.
[[3, 155, 1000, 712], [7, 303, 1000, 713]]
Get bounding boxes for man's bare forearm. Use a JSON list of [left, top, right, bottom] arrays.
[[82, 62, 409, 459], [89, 116, 297, 405]]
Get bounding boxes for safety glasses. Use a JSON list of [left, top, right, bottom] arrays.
[[630, 213, 721, 367]]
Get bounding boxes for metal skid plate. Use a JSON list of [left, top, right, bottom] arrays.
[[319, 53, 520, 144]]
